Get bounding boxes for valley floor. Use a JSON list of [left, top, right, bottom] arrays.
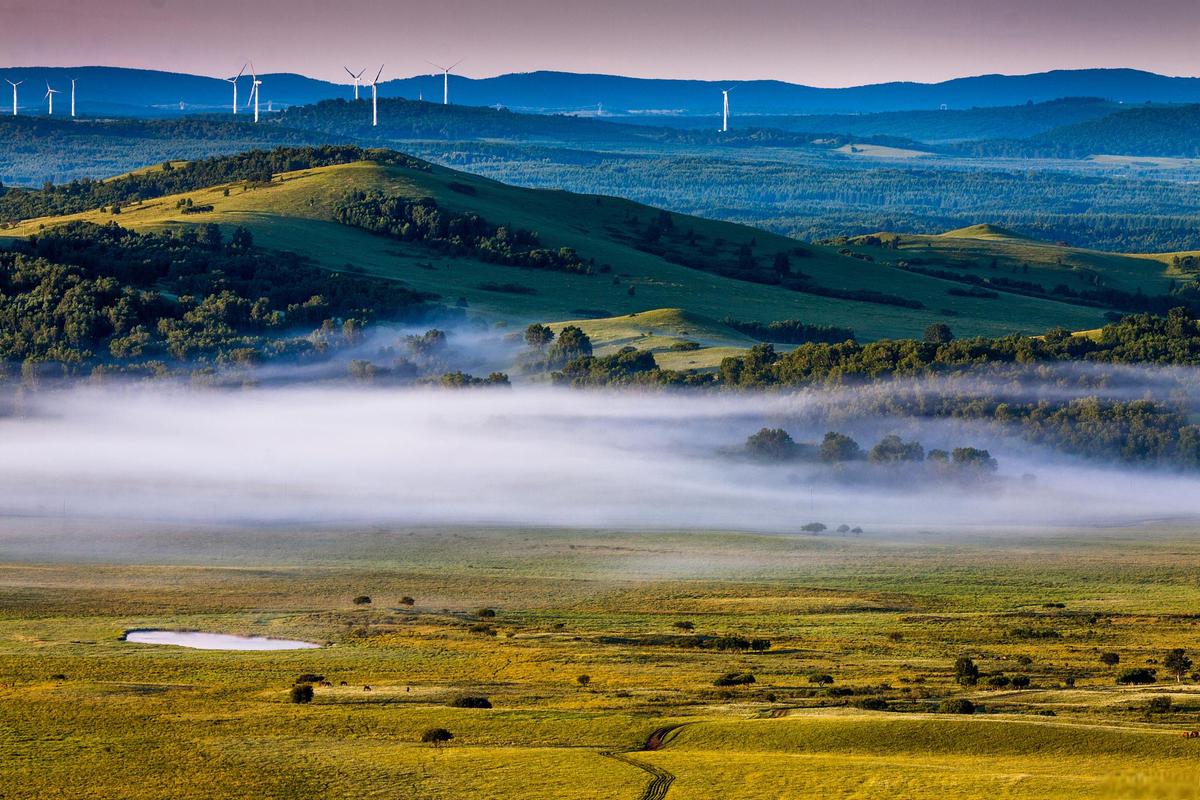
[[4, 521, 1200, 798]]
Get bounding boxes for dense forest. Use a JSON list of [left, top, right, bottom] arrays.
[[425, 142, 1200, 253], [331, 191, 592, 274], [0, 221, 437, 376]]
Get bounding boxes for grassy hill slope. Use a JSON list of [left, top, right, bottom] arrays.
[[843, 224, 1188, 304], [0, 152, 1118, 340]]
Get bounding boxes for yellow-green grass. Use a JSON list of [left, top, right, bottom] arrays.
[[548, 308, 757, 371], [0, 159, 1111, 340], [852, 223, 1188, 298], [6, 523, 1200, 797], [836, 143, 935, 159]]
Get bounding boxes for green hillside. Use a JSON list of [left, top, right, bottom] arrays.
[[841, 223, 1195, 315], [0, 148, 1129, 341]]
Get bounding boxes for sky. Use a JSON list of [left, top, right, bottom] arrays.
[[1, 0, 1199, 87]]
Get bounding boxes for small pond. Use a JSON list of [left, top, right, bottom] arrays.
[[124, 630, 320, 651]]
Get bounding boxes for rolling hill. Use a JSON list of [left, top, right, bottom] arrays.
[[0, 147, 1124, 344], [963, 104, 1200, 158], [5, 66, 1200, 117]]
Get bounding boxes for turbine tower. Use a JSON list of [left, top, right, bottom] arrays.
[[720, 84, 739, 133], [224, 64, 246, 115], [428, 60, 462, 105], [5, 80, 21, 116], [245, 63, 262, 122], [369, 65, 384, 126], [44, 82, 61, 116], [70, 78, 76, 118], [344, 66, 366, 100]]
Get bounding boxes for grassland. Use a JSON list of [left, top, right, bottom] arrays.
[[0, 158, 1117, 341], [5, 521, 1200, 799], [848, 224, 1187, 297]]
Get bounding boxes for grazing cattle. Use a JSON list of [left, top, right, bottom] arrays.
[[363, 685, 372, 691], [1183, 730, 1199, 738]]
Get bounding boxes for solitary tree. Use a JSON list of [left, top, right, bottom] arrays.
[[954, 657, 980, 686], [290, 684, 315, 704], [820, 432, 863, 463], [421, 728, 454, 747], [923, 323, 955, 344], [745, 427, 799, 461], [576, 674, 591, 687], [1164, 649, 1193, 683], [523, 323, 555, 349], [869, 434, 925, 464]]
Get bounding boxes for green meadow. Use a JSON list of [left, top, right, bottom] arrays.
[[5, 522, 1200, 799]]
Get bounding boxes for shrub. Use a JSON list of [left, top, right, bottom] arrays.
[[476, 608, 497, 618], [937, 698, 976, 714], [290, 684, 315, 704], [1147, 695, 1174, 714], [855, 697, 890, 711], [801, 522, 828, 533], [807, 673, 834, 686], [352, 595, 372, 605], [295, 673, 325, 685], [400, 596, 415, 606], [468, 624, 497, 636], [1117, 668, 1157, 685], [986, 675, 1011, 689], [955, 657, 980, 686], [750, 639, 772, 652], [1010, 675, 1031, 690], [576, 674, 591, 687], [713, 672, 757, 687], [448, 695, 492, 709], [421, 727, 454, 747], [672, 621, 695, 631], [1099, 652, 1120, 666]]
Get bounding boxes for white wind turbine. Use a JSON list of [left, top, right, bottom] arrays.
[[224, 64, 246, 115], [344, 66, 366, 100], [428, 59, 462, 105], [70, 78, 76, 117], [44, 82, 61, 116], [245, 63, 262, 122], [368, 65, 384, 126], [6, 79, 21, 116], [720, 84, 739, 133]]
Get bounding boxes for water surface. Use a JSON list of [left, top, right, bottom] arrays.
[[125, 630, 320, 650]]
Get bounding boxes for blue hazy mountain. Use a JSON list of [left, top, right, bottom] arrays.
[[2, 66, 1200, 117]]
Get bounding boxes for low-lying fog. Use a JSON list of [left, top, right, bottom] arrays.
[[2, 383, 1198, 533]]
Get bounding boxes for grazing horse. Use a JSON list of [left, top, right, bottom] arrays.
[[1183, 730, 1199, 738]]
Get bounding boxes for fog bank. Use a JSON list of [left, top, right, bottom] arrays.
[[1, 384, 1197, 533]]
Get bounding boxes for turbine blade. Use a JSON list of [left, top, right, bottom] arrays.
[[344, 66, 356, 79], [374, 65, 384, 84], [449, 59, 463, 71]]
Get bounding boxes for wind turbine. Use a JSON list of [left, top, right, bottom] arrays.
[[428, 60, 462, 105], [245, 63, 262, 122], [44, 82, 61, 116], [5, 79, 20, 116], [720, 84, 739, 133], [70, 78, 76, 117], [368, 65, 384, 126], [344, 66, 366, 100], [224, 64, 246, 114]]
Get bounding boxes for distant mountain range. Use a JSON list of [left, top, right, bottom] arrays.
[[3, 66, 1200, 117]]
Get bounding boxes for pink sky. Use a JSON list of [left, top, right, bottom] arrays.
[[3, 0, 1199, 87]]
